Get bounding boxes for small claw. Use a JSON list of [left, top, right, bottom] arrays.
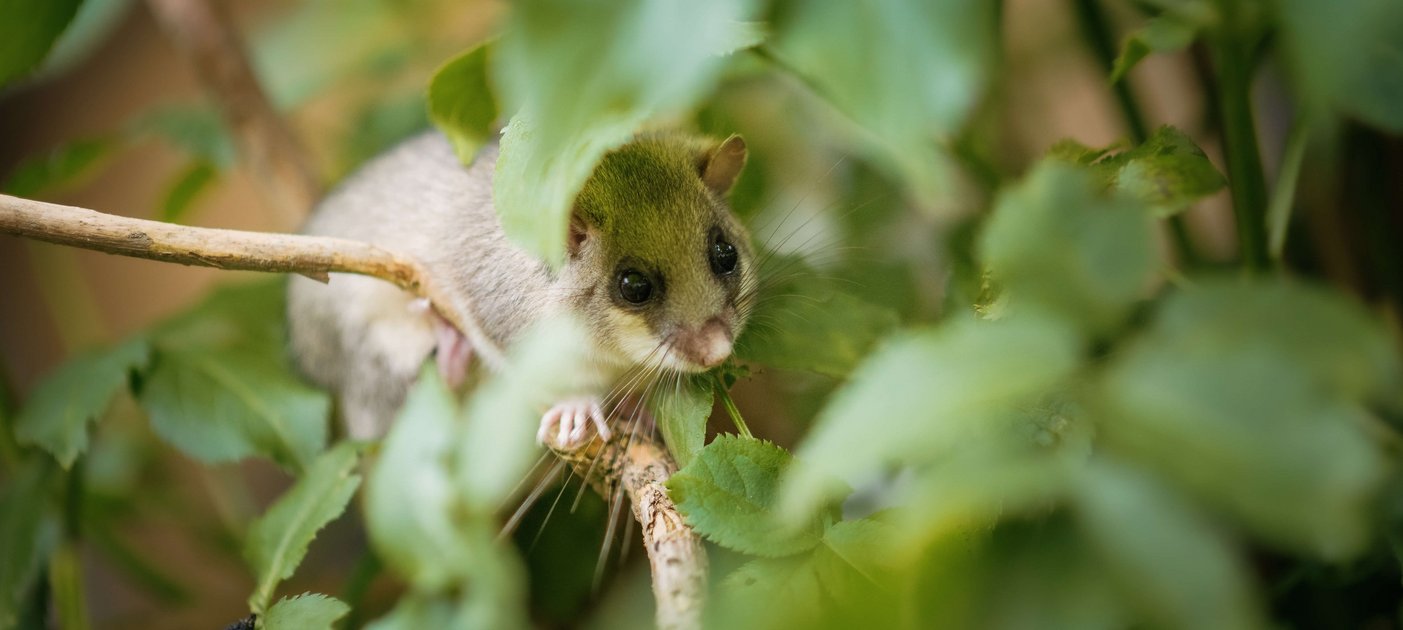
[[590, 405, 612, 441]]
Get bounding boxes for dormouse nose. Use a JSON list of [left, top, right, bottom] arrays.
[[679, 317, 732, 369]]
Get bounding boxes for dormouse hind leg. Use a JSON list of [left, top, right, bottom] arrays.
[[537, 397, 611, 449], [411, 298, 473, 389]]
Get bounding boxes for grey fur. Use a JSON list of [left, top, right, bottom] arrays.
[[287, 131, 753, 439]]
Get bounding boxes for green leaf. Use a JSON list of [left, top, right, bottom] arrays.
[[735, 258, 899, 377], [715, 555, 826, 629], [137, 281, 330, 472], [245, 442, 363, 614], [262, 593, 350, 630], [1109, 14, 1198, 84], [458, 315, 598, 510], [667, 435, 827, 557], [1098, 278, 1393, 557], [365, 367, 474, 590], [783, 313, 1082, 519], [1073, 462, 1262, 630], [1047, 126, 1225, 217], [339, 90, 429, 175], [427, 44, 499, 165], [158, 160, 218, 224], [133, 105, 238, 169], [14, 337, 149, 468], [767, 0, 997, 206], [0, 461, 60, 629], [491, 0, 757, 264], [0, 0, 83, 87], [652, 376, 713, 469], [979, 161, 1157, 334], [2, 137, 115, 198], [1277, 0, 1403, 132]]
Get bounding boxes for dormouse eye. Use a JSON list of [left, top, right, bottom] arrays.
[[618, 269, 654, 304], [710, 233, 738, 276]]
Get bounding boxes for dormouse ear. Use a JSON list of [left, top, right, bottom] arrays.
[[699, 134, 747, 197], [567, 211, 590, 258]]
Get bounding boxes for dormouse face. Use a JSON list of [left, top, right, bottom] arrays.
[[560, 132, 756, 373]]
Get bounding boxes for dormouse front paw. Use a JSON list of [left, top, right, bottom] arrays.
[[537, 398, 610, 449]]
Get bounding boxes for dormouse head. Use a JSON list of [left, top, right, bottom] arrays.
[[560, 132, 755, 373]]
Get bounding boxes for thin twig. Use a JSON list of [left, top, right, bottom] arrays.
[[145, 0, 321, 222], [546, 428, 706, 630]]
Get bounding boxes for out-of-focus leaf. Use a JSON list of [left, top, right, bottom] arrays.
[[714, 555, 826, 629], [133, 105, 237, 169], [458, 315, 597, 511], [735, 258, 899, 377], [1073, 462, 1262, 629], [979, 162, 1156, 334], [1098, 279, 1392, 557], [365, 366, 472, 591], [0, 461, 60, 629], [14, 337, 148, 468], [783, 312, 1081, 519], [34, 0, 131, 78], [492, 0, 757, 264], [245, 442, 362, 614], [158, 160, 218, 224], [2, 137, 115, 197], [137, 281, 330, 473], [0, 0, 83, 87], [767, 0, 997, 206], [1110, 14, 1198, 84], [653, 376, 712, 469], [251, 0, 417, 109], [262, 593, 349, 630], [1277, 0, 1403, 132], [668, 435, 828, 557], [1047, 126, 1225, 217], [428, 44, 498, 165], [339, 91, 429, 176]]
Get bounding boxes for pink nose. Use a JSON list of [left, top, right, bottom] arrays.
[[681, 318, 732, 368]]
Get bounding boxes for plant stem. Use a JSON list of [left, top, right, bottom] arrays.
[[1210, 1, 1270, 271], [1267, 121, 1309, 261], [711, 373, 751, 439], [1070, 0, 1201, 266]]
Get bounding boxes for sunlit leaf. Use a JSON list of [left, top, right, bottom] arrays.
[[2, 137, 115, 198], [364, 366, 473, 591], [427, 44, 499, 165], [1047, 126, 1225, 217], [767, 0, 997, 206], [783, 313, 1082, 518], [0, 0, 83, 87], [980, 162, 1157, 334], [14, 337, 148, 468], [1277, 0, 1403, 131], [492, 0, 757, 264], [653, 376, 713, 469], [262, 593, 350, 630], [458, 315, 597, 510], [245, 442, 362, 614], [1073, 461, 1262, 629], [669, 435, 828, 557], [137, 282, 330, 473]]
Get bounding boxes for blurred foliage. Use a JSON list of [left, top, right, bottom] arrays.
[[4, 0, 1403, 628]]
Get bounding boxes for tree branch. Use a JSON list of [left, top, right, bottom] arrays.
[[544, 430, 706, 630], [145, 0, 321, 221], [0, 192, 706, 629]]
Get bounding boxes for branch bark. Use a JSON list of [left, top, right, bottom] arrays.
[[545, 430, 706, 630], [0, 192, 706, 629], [145, 0, 321, 222]]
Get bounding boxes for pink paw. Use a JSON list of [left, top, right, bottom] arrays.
[[537, 398, 610, 448]]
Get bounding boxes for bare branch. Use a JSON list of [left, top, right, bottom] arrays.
[[547, 430, 707, 630], [0, 192, 706, 627], [145, 0, 321, 221]]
